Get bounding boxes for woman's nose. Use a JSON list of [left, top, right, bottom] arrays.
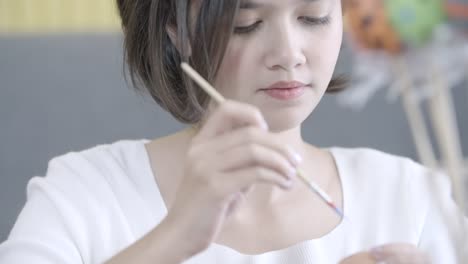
[[264, 25, 307, 72]]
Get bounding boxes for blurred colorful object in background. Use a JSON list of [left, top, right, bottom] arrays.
[[0, 0, 121, 33], [343, 0, 402, 54], [385, 0, 446, 46], [341, 4, 468, 252], [445, 0, 468, 30]]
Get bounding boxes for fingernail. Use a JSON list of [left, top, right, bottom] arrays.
[[370, 247, 385, 261], [288, 150, 302, 166], [288, 166, 297, 178], [293, 152, 303, 164]]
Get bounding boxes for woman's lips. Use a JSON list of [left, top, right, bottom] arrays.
[[260, 81, 308, 100], [262, 86, 306, 100]]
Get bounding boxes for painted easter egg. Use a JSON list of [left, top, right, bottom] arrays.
[[343, 0, 402, 54], [384, 0, 445, 46]]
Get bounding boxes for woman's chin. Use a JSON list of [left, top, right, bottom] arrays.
[[264, 113, 310, 133], [260, 103, 316, 132]]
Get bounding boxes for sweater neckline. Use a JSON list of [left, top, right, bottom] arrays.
[[138, 139, 348, 257]]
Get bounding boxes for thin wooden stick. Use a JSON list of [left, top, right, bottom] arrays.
[[181, 63, 226, 104], [427, 57, 467, 262], [297, 169, 344, 218], [395, 56, 466, 261], [393, 57, 438, 169], [181, 62, 344, 219], [428, 59, 465, 211]]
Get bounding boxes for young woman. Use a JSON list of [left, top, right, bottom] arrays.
[[0, 0, 465, 263]]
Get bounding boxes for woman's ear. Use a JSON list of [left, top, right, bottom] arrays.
[[166, 25, 178, 47], [166, 25, 192, 56]]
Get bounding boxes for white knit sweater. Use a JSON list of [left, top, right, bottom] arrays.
[[0, 140, 465, 263]]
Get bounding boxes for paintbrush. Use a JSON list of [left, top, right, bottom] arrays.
[[181, 62, 344, 219]]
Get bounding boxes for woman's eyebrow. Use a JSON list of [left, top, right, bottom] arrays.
[[239, 0, 319, 10]]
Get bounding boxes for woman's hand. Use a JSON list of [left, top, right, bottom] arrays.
[[164, 100, 301, 258], [340, 243, 430, 264]]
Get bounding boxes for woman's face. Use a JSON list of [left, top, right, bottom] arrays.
[[212, 0, 343, 132]]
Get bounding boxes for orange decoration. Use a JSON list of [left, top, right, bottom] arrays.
[[446, 2, 468, 19], [343, 0, 403, 54]]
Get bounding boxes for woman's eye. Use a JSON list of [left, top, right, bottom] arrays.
[[233, 16, 330, 35], [300, 16, 331, 26], [234, 21, 262, 35]]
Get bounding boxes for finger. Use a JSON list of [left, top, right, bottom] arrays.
[[201, 126, 302, 167], [383, 255, 429, 264], [370, 243, 428, 264], [217, 143, 297, 181], [194, 100, 268, 141], [338, 252, 375, 264]]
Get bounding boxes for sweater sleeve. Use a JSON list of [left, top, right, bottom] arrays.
[[0, 152, 127, 264], [0, 157, 86, 263], [414, 164, 468, 264]]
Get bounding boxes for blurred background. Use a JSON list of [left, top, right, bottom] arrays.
[[1, 0, 467, 242]]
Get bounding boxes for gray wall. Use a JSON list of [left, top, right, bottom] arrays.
[[1, 34, 467, 241]]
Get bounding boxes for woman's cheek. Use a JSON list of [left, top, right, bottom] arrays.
[[215, 42, 250, 97]]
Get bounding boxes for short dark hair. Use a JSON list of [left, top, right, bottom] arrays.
[[116, 0, 347, 124]]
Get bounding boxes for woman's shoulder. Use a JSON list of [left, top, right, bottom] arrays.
[[32, 139, 151, 199], [330, 146, 447, 211], [329, 146, 426, 178], [45, 139, 149, 175], [50, 139, 148, 166], [332, 146, 452, 213], [8, 139, 158, 263], [27, 138, 157, 218]]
